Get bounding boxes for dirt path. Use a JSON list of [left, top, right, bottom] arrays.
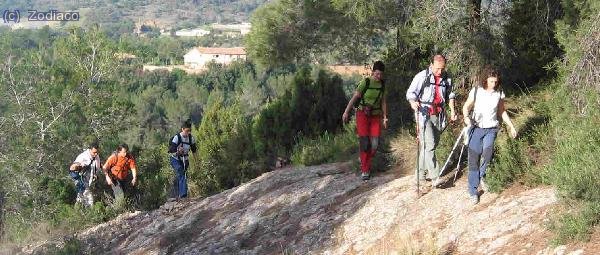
[[22, 162, 591, 255]]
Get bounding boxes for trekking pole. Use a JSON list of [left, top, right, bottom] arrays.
[[437, 128, 466, 180], [452, 143, 466, 184], [182, 156, 186, 184], [414, 111, 421, 196]]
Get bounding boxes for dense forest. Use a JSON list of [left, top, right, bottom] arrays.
[[0, 0, 599, 251]]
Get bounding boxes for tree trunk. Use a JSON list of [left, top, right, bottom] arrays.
[[469, 0, 482, 32]]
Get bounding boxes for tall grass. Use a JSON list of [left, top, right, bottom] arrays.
[[291, 123, 357, 166], [542, 87, 600, 243]]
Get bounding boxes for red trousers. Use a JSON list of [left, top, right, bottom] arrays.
[[356, 109, 381, 173]]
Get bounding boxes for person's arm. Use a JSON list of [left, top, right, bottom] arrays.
[[449, 99, 457, 121], [382, 95, 388, 129], [131, 168, 137, 186], [69, 153, 86, 171], [130, 157, 138, 186], [342, 91, 361, 123], [498, 99, 517, 138], [447, 78, 457, 121], [406, 72, 423, 111], [168, 135, 178, 153], [69, 163, 82, 171], [462, 89, 475, 126], [103, 156, 114, 186]]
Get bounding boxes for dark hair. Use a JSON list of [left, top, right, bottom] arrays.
[[88, 141, 99, 150], [431, 54, 446, 63], [372, 61, 385, 72], [182, 119, 192, 129], [117, 143, 129, 153], [481, 65, 502, 90]]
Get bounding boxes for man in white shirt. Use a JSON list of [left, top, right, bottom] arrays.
[[69, 142, 101, 206]]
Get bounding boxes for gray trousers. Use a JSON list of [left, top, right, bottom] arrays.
[[417, 115, 441, 179]]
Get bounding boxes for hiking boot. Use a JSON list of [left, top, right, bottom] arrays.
[[470, 194, 479, 205], [361, 172, 370, 181], [432, 178, 443, 188], [480, 179, 488, 192]]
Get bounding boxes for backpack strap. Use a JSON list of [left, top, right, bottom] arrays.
[[442, 72, 451, 102], [356, 78, 385, 109], [417, 69, 430, 102], [175, 133, 193, 158], [354, 78, 371, 108], [176, 133, 192, 146], [370, 79, 385, 110], [469, 86, 479, 124]]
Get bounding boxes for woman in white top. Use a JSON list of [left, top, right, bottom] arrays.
[[462, 67, 517, 204]]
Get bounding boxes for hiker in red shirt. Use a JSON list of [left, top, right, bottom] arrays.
[[342, 61, 388, 180]]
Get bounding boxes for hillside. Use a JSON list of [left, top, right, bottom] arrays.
[[20, 162, 595, 254], [0, 0, 268, 30]]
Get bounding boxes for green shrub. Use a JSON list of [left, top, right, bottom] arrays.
[[486, 138, 529, 192], [549, 201, 600, 244], [291, 124, 357, 166], [544, 91, 600, 202]]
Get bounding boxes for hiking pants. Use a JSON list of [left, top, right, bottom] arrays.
[[467, 127, 498, 196], [170, 157, 189, 198], [111, 174, 134, 200], [418, 115, 441, 179], [356, 109, 381, 173], [69, 170, 86, 194]]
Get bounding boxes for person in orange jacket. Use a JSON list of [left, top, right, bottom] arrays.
[[102, 143, 138, 200]]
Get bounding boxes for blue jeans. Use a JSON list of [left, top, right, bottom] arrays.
[[170, 157, 189, 198], [69, 171, 86, 194], [467, 127, 498, 196]]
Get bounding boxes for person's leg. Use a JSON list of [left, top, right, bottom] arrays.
[[356, 110, 371, 174], [366, 115, 382, 173], [467, 127, 484, 196], [111, 180, 125, 201], [69, 171, 84, 194], [70, 171, 84, 203], [179, 160, 189, 198], [170, 157, 183, 198], [479, 128, 499, 179], [122, 175, 138, 204], [423, 116, 440, 179]]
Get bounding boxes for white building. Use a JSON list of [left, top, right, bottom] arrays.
[[175, 28, 211, 37], [211, 23, 252, 35], [184, 47, 247, 69]]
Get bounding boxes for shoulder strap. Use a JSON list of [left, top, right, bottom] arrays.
[[176, 133, 182, 146], [355, 78, 371, 107], [372, 79, 385, 109], [179, 133, 192, 145], [442, 72, 451, 101], [470, 86, 479, 119], [417, 69, 430, 102]]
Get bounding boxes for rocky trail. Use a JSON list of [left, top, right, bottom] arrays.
[[22, 161, 594, 254]]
